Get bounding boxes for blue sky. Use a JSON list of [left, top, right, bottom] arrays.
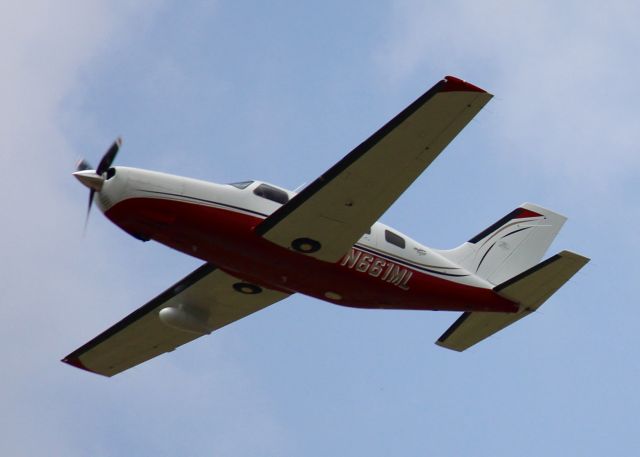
[[2, 1, 639, 455]]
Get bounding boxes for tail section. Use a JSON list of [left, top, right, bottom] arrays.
[[438, 203, 566, 285], [436, 250, 589, 351]]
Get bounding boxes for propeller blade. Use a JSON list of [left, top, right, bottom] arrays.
[[76, 159, 93, 172], [84, 189, 95, 234], [96, 137, 122, 175]]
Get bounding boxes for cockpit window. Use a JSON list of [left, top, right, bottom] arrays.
[[253, 183, 289, 204], [228, 180, 254, 189]]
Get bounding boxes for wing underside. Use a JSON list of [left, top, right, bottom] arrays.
[[63, 264, 290, 377], [257, 76, 493, 261]]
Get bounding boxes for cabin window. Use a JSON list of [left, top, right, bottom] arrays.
[[385, 230, 405, 248], [229, 180, 254, 189], [253, 183, 289, 204]]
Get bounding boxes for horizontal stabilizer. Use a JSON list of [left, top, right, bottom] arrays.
[[436, 250, 589, 351]]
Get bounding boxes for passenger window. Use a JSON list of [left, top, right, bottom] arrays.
[[385, 230, 405, 248], [253, 183, 289, 204]]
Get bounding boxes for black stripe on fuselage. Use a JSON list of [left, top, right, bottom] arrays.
[[134, 190, 467, 278], [354, 244, 469, 278], [122, 190, 467, 279], [137, 189, 269, 219]]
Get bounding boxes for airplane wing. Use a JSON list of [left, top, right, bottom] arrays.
[[62, 264, 290, 377], [256, 76, 493, 262]]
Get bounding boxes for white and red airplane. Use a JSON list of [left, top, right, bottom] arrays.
[[63, 76, 588, 377]]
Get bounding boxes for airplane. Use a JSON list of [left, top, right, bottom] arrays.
[[63, 76, 589, 377]]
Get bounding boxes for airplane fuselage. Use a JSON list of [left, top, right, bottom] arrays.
[[98, 166, 516, 313], [64, 77, 589, 376]]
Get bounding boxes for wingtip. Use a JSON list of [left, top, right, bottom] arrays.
[[442, 75, 488, 93], [435, 339, 465, 352], [61, 355, 105, 377], [557, 250, 591, 265]]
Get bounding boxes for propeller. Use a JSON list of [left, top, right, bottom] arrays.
[[73, 138, 122, 230]]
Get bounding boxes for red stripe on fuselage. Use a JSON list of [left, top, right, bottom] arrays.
[[105, 197, 516, 313]]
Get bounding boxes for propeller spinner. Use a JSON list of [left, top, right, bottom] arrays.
[[74, 138, 122, 228]]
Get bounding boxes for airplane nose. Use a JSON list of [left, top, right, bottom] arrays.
[[73, 170, 104, 191]]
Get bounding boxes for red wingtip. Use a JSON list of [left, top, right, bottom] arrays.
[[441, 75, 488, 93], [61, 356, 100, 375]]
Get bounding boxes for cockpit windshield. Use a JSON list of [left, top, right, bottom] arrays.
[[228, 180, 254, 189]]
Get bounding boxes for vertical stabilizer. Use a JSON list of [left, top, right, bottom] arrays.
[[437, 203, 566, 285]]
